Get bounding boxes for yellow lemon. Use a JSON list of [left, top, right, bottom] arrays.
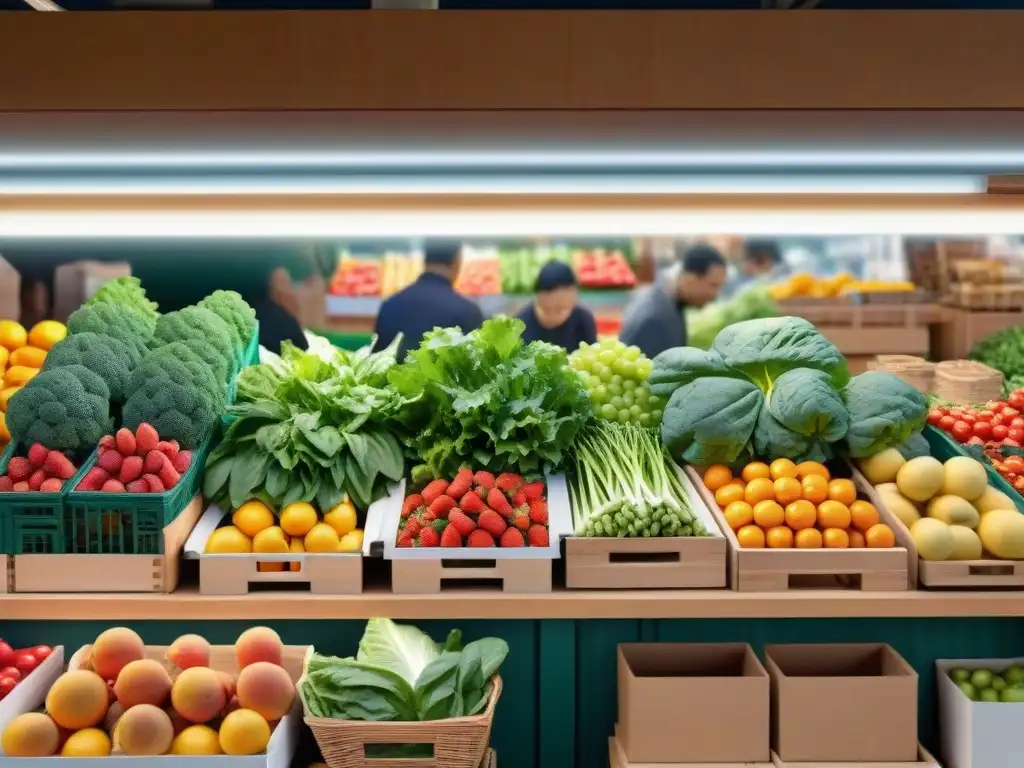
[[0, 386, 21, 411], [171, 725, 222, 755], [205, 526, 252, 554], [338, 529, 364, 552], [0, 347, 9, 370], [232, 500, 275, 538], [280, 502, 318, 537], [9, 346, 46, 369], [219, 709, 271, 756], [289, 537, 304, 572], [4, 366, 38, 387], [0, 320, 27, 351], [61, 728, 111, 757], [323, 500, 357, 537], [253, 526, 289, 553], [27, 320, 66, 352], [304, 523, 340, 553]]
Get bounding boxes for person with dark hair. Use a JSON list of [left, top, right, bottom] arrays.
[[516, 261, 597, 351], [619, 243, 727, 359], [721, 238, 789, 299], [373, 239, 484, 359]]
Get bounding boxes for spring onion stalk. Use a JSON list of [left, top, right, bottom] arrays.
[[569, 422, 709, 538]]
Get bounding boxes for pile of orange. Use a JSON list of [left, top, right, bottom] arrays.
[[702, 459, 897, 550]]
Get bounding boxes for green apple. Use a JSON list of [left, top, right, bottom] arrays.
[[971, 669, 994, 690], [958, 681, 979, 701]]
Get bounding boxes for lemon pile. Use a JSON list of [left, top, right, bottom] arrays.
[[0, 319, 68, 444]]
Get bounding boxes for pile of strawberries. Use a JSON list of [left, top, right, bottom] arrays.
[[0, 443, 79, 493], [397, 470, 550, 548], [76, 423, 192, 494]]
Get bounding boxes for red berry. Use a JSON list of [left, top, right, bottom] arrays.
[[467, 529, 495, 547], [126, 479, 149, 494], [101, 479, 126, 493], [527, 524, 550, 547], [447, 509, 477, 537], [460, 490, 487, 514], [142, 474, 166, 493], [156, 440, 179, 458], [134, 422, 159, 454], [97, 450, 123, 474], [512, 508, 531, 531], [158, 461, 181, 490], [529, 499, 549, 525], [512, 490, 526, 507], [401, 494, 424, 519], [499, 527, 525, 548], [115, 428, 136, 456], [427, 494, 457, 520], [119, 455, 143, 484], [171, 451, 192, 474], [43, 450, 76, 480], [472, 471, 496, 489], [447, 468, 473, 500], [440, 525, 463, 547], [486, 488, 514, 518], [496, 473, 523, 493], [98, 434, 116, 451], [26, 443, 48, 469], [143, 451, 165, 474], [39, 477, 62, 493], [478, 509, 507, 538], [27, 469, 46, 491], [521, 481, 545, 501], [420, 479, 449, 505], [0, 476, 13, 492], [12, 482, 28, 492], [6, 457, 31, 482], [403, 517, 423, 538], [78, 466, 109, 491], [397, 531, 413, 548], [417, 527, 440, 547]]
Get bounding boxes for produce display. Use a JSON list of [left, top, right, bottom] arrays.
[[454, 254, 501, 296], [769, 272, 855, 300], [330, 255, 383, 297], [704, 458, 895, 549], [927, 396, 1024, 494], [688, 285, 778, 351], [948, 664, 1024, 703], [206, 497, 363, 558], [970, 321, 1024, 393], [0, 443, 80, 493], [651, 317, 928, 466], [0, 318, 67, 445], [573, 248, 637, 289], [857, 450, 1024, 561], [0, 640, 53, 701], [74, 425, 192, 494], [568, 339, 662, 426]]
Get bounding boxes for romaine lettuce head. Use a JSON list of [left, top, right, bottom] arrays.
[[649, 347, 742, 396], [842, 371, 927, 458], [660, 377, 764, 465], [765, 368, 850, 443]]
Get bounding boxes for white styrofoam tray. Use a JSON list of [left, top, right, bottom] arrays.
[[937, 657, 1024, 768], [366, 475, 571, 560], [0, 646, 64, 738]]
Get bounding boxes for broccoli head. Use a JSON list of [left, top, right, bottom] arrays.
[[7, 365, 112, 454], [67, 302, 151, 362], [85, 276, 159, 331], [152, 307, 239, 375], [127, 342, 223, 401], [198, 290, 257, 350], [121, 355, 222, 449], [41, 332, 134, 405]]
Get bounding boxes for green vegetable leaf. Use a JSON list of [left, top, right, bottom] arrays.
[[766, 368, 849, 443], [660, 378, 764, 466], [843, 371, 927, 458], [356, 618, 441, 685], [413, 652, 462, 721], [649, 348, 740, 396], [229, 452, 270, 510]]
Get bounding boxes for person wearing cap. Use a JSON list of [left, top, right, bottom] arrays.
[[516, 261, 597, 352], [373, 239, 484, 359], [619, 243, 727, 359]]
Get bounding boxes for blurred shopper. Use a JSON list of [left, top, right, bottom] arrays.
[[517, 261, 597, 352], [619, 244, 727, 359], [721, 238, 789, 299], [374, 239, 483, 359]]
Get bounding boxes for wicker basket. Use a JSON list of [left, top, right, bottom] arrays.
[[305, 676, 502, 768], [868, 355, 936, 394], [934, 360, 1004, 405]]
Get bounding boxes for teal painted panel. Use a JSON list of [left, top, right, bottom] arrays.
[[539, 620, 576, 768], [575, 620, 640, 768]]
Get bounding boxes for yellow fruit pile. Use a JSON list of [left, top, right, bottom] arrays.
[[206, 498, 363, 567], [703, 459, 896, 550], [770, 273, 916, 301], [0, 319, 67, 444]]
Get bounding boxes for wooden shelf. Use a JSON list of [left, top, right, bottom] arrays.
[[3, 588, 1024, 621]]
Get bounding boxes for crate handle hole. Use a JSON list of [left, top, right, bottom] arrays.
[[441, 559, 497, 569], [609, 552, 680, 564], [968, 564, 1015, 576], [256, 562, 300, 573], [787, 573, 862, 590], [363, 743, 435, 759], [436, 578, 504, 590]]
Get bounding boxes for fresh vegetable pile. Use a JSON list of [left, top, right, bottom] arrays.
[[948, 664, 1024, 703], [970, 326, 1024, 393], [206, 497, 363, 558], [397, 469, 549, 548], [928, 394, 1024, 448], [75, 425, 192, 494], [569, 422, 706, 538], [0, 640, 53, 701], [651, 317, 927, 466], [568, 339, 662, 426], [687, 285, 778, 351]]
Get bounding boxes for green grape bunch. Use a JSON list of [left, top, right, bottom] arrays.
[[569, 339, 664, 427]]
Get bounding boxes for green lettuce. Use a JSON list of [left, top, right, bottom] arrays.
[[843, 371, 928, 458]]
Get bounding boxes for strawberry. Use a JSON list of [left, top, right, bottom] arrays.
[[529, 499, 549, 525], [460, 490, 487, 514], [527, 524, 550, 547], [447, 468, 473, 500], [467, 529, 495, 547], [39, 477, 62, 493], [156, 440, 179, 458], [477, 508, 507, 538], [397, 531, 414, 548], [417, 527, 440, 548], [78, 466, 109, 491], [421, 479, 449, 505], [404, 517, 423, 538], [143, 451, 165, 474], [401, 493, 424, 519], [98, 434, 116, 452], [134, 422, 159, 454], [440, 524, 463, 547], [521, 481, 545, 501], [12, 481, 29, 492], [101, 479, 126, 493], [7, 457, 31, 482], [142, 474, 166, 493], [511, 508, 531, 531], [472, 470, 496, 490], [44, 450, 76, 480], [419, 508, 436, 523], [0, 476, 13, 492], [512, 490, 526, 507], [171, 450, 192, 474], [27, 469, 46, 491], [427, 494, 456, 520], [447, 509, 477, 537], [126, 479, 149, 494], [97, 450, 124, 474], [27, 443, 48, 469], [486, 488, 514, 518], [499, 527, 525, 548], [158, 461, 181, 490], [119, 455, 144, 484], [496, 473, 523, 493], [115, 428, 136, 456]]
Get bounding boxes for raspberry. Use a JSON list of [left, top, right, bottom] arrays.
[[499, 528, 525, 548], [467, 529, 495, 547]]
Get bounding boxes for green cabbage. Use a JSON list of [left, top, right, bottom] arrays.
[[842, 371, 928, 458]]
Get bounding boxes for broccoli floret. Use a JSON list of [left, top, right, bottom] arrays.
[[198, 290, 257, 350], [127, 343, 223, 401], [151, 307, 239, 376], [152, 337, 232, 387], [85, 276, 159, 330], [67, 302, 151, 361], [41, 332, 134, 405], [7, 365, 112, 453]]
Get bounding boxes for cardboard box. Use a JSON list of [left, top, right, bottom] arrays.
[[0, 257, 20, 322], [937, 657, 1024, 768], [766, 644, 918, 763], [52, 260, 131, 322], [617, 643, 770, 764]]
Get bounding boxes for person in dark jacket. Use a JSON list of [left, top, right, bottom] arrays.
[[516, 261, 597, 352], [618, 243, 727, 359], [374, 239, 484, 359]]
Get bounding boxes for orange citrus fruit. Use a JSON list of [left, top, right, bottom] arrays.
[[801, 475, 829, 504], [849, 500, 881, 532], [723, 501, 754, 531], [784, 500, 817, 530], [817, 500, 852, 530], [822, 528, 850, 548], [715, 482, 746, 508], [0, 321, 27, 352], [741, 462, 772, 483], [795, 528, 823, 548], [827, 478, 857, 506], [774, 477, 803, 506], [736, 524, 766, 548], [848, 529, 866, 548], [865, 523, 896, 548], [744, 477, 776, 506], [27, 320, 66, 352], [766, 525, 794, 548], [770, 458, 798, 480], [795, 461, 831, 481], [753, 500, 785, 528], [703, 465, 734, 492]]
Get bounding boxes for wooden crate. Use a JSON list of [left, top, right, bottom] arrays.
[[947, 283, 1024, 311], [933, 307, 1021, 361], [770, 744, 939, 768], [686, 467, 911, 593], [391, 557, 550, 594], [609, 736, 772, 768], [0, 554, 10, 594], [9, 493, 203, 593]]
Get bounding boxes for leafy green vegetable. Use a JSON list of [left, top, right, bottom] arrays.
[[661, 377, 763, 466], [842, 371, 928, 458], [896, 431, 930, 460], [687, 285, 778, 350], [971, 326, 1024, 384], [389, 317, 591, 477]]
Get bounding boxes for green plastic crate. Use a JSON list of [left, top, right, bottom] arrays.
[[62, 434, 213, 555], [0, 443, 94, 555], [923, 425, 1024, 513]]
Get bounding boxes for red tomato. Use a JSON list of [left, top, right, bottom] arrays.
[[961, 414, 977, 425], [1005, 407, 1021, 419], [940, 415, 957, 431], [994, 424, 1010, 441], [968, 436, 985, 446], [1010, 427, 1024, 444], [993, 414, 1006, 426], [0, 667, 19, 681], [977, 410, 996, 422], [1010, 391, 1024, 409], [928, 409, 945, 426], [0, 642, 13, 668], [13, 652, 37, 676], [952, 420, 974, 442], [974, 421, 994, 440], [1011, 417, 1024, 429], [0, 676, 15, 700], [29, 646, 51, 662]]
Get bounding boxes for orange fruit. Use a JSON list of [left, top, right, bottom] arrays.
[[774, 477, 802, 506], [822, 528, 850, 548], [703, 465, 734, 492], [795, 528, 823, 548], [744, 477, 776, 506], [801, 475, 829, 504], [849, 500, 881, 532], [795, 461, 831, 481], [753, 500, 785, 529], [784, 500, 817, 530], [723, 501, 754, 531], [848, 529, 866, 548], [828, 478, 857, 506], [736, 524, 766, 548], [741, 462, 771, 483], [865, 523, 896, 549], [766, 526, 794, 548], [817, 500, 852, 530], [715, 482, 746, 508], [770, 458, 798, 480]]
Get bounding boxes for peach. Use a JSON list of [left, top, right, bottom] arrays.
[[0, 712, 60, 756], [103, 702, 125, 735], [170, 667, 228, 724], [114, 659, 173, 709], [235, 661, 295, 721], [115, 704, 173, 756], [45, 670, 110, 730], [90, 627, 145, 681], [218, 670, 237, 699], [235, 626, 283, 669], [167, 634, 211, 670]]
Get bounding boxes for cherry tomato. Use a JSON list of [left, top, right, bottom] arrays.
[[992, 414, 1006, 426], [977, 410, 996, 422], [940, 415, 957, 431], [1010, 391, 1024, 409], [1006, 455, 1024, 473], [0, 642, 13, 668], [0, 667, 19, 681], [14, 653, 37, 676], [1005, 438, 1022, 448], [952, 420, 974, 442], [29, 646, 51, 662], [1011, 417, 1024, 429], [0, 676, 16, 700], [994, 424, 1010, 441], [1005, 407, 1021, 419], [1010, 427, 1024, 444], [928, 409, 945, 426], [973, 421, 993, 440]]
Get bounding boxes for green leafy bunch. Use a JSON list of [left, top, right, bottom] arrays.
[[970, 326, 1024, 383], [388, 316, 592, 478], [687, 284, 779, 351], [83, 276, 159, 332]]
